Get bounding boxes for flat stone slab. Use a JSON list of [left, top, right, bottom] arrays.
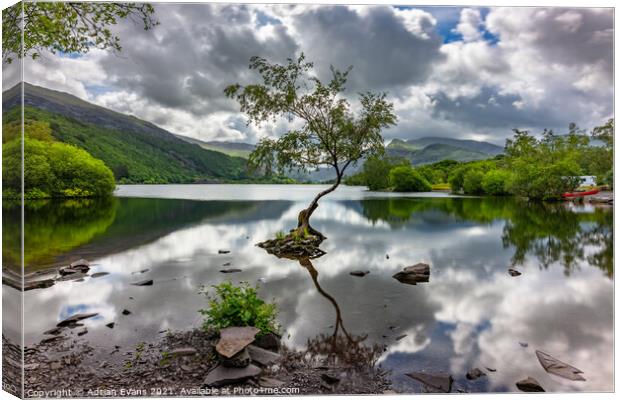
[[258, 377, 285, 388], [516, 377, 545, 392], [90, 272, 110, 278], [70, 259, 90, 269], [57, 313, 98, 327], [406, 372, 452, 393], [203, 364, 261, 387], [216, 327, 260, 358], [248, 344, 280, 366], [535, 350, 585, 381]]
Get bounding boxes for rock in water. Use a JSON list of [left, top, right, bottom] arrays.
[[247, 345, 280, 366], [131, 279, 153, 286], [349, 270, 369, 277], [406, 372, 453, 393], [220, 347, 251, 368], [90, 272, 110, 278], [215, 326, 260, 358], [105, 322, 115, 329], [535, 350, 585, 381], [122, 309, 131, 315], [70, 259, 90, 269], [218, 250, 231, 254], [466, 368, 486, 380], [219, 269, 242, 274], [516, 377, 545, 392], [508, 269, 522, 277], [57, 313, 98, 327], [393, 263, 430, 285], [203, 364, 261, 387]]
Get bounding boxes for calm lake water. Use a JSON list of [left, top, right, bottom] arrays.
[[3, 184, 614, 393]]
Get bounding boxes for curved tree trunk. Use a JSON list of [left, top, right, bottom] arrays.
[[295, 172, 343, 239]]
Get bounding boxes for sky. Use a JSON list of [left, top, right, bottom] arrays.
[[5, 4, 614, 146]]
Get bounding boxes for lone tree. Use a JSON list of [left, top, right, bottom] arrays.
[[225, 54, 397, 243]]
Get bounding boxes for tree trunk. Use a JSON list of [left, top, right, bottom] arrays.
[[295, 173, 343, 239]]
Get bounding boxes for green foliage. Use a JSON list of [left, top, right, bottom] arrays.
[[504, 128, 583, 200], [3, 2, 158, 63], [389, 166, 432, 192], [482, 169, 512, 195], [275, 231, 286, 240], [199, 281, 279, 335], [462, 169, 485, 195], [3, 136, 115, 199], [226, 53, 397, 184]]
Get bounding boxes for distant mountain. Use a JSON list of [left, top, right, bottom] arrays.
[[386, 136, 503, 165], [173, 135, 255, 159], [2, 83, 247, 183]]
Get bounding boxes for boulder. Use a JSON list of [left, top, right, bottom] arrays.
[[406, 372, 452, 393], [350, 270, 369, 277], [466, 368, 485, 380], [247, 345, 280, 366], [131, 279, 153, 286], [535, 350, 585, 381], [215, 327, 260, 358], [57, 313, 98, 327], [516, 377, 545, 392], [393, 263, 430, 285], [203, 364, 261, 387]]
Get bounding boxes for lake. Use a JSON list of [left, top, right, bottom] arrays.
[[2, 184, 613, 393]]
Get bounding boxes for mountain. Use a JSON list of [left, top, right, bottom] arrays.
[[173, 134, 255, 159], [386, 137, 503, 165], [2, 83, 247, 183], [407, 137, 504, 155]]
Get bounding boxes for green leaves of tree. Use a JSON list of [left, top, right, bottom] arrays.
[[2, 2, 158, 63], [225, 53, 397, 179]]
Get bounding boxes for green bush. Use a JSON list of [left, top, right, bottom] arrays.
[[199, 281, 279, 335], [462, 169, 485, 194], [2, 137, 115, 198], [389, 166, 432, 192], [482, 170, 511, 195]]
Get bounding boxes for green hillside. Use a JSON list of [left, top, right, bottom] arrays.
[[2, 83, 248, 183], [386, 139, 496, 165]]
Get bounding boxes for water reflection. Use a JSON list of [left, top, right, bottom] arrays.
[[12, 193, 613, 393]]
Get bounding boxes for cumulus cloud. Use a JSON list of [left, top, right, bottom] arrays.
[[9, 5, 613, 145]]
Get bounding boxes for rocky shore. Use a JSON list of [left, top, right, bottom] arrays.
[[9, 327, 390, 397]]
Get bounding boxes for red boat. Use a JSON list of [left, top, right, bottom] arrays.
[[562, 189, 600, 198]]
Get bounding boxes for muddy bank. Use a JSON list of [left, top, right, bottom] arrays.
[[16, 329, 390, 397]]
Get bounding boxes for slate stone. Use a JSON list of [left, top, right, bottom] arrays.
[[393, 263, 430, 285], [203, 364, 261, 387], [247, 345, 280, 366], [169, 347, 197, 357], [57, 313, 98, 327], [466, 368, 486, 380], [516, 377, 545, 392], [535, 350, 585, 381], [216, 327, 260, 358]]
